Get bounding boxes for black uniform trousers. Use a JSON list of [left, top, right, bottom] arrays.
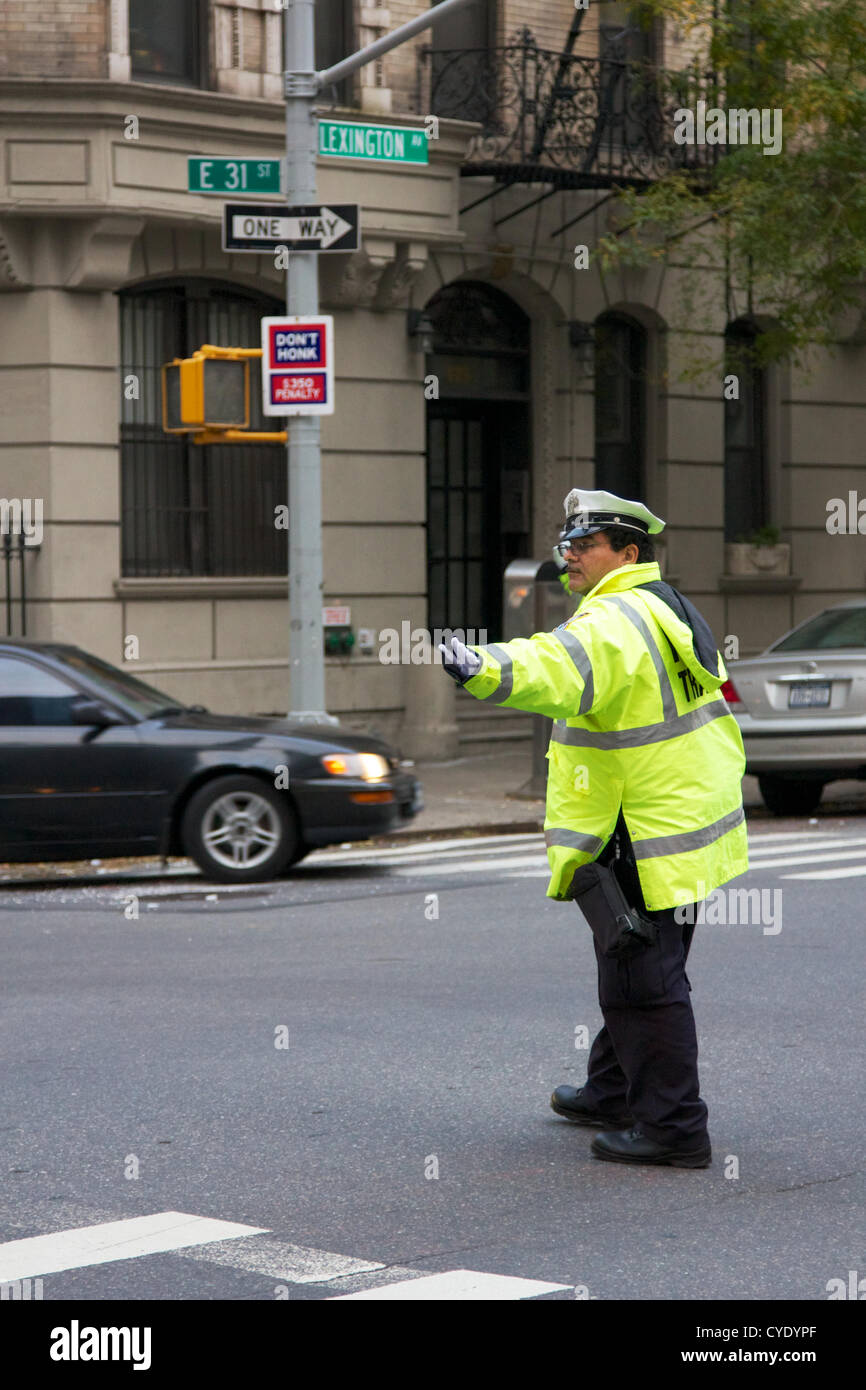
[[578, 812, 710, 1149]]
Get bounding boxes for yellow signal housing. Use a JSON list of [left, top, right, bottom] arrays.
[[161, 349, 251, 432]]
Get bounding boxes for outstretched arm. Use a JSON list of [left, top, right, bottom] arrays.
[[442, 620, 601, 721]]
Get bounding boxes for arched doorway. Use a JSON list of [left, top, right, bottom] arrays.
[[424, 281, 531, 634]]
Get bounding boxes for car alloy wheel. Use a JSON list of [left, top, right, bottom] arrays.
[[201, 790, 281, 870], [181, 774, 301, 882]]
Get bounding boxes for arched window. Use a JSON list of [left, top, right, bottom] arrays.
[[119, 280, 286, 577], [724, 319, 767, 540], [594, 312, 646, 498]]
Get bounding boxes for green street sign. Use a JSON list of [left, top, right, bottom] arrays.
[[188, 157, 282, 195], [318, 120, 428, 165]]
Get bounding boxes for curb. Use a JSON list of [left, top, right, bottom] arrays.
[[363, 818, 546, 847]]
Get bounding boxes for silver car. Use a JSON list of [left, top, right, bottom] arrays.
[[726, 600, 866, 815]]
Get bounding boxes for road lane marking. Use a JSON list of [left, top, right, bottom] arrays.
[[394, 854, 550, 877], [738, 847, 866, 870], [781, 864, 866, 880], [748, 835, 866, 856], [180, 1235, 384, 1284], [0, 1212, 267, 1283], [329, 1269, 571, 1300], [308, 833, 545, 864], [746, 831, 847, 844]]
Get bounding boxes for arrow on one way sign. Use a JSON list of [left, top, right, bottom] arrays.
[[222, 202, 360, 253]]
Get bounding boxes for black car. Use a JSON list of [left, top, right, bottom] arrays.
[[0, 639, 421, 882]]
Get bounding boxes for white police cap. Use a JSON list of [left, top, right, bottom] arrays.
[[561, 488, 665, 541]]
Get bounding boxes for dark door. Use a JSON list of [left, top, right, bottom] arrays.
[[0, 654, 160, 859], [424, 281, 531, 638]]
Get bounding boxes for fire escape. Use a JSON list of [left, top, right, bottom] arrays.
[[419, 14, 716, 224]]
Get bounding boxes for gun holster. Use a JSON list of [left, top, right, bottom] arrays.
[[567, 860, 659, 959]]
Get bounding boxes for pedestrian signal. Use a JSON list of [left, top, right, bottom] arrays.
[[161, 353, 250, 432]]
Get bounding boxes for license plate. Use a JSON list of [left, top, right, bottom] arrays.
[[788, 682, 831, 708]]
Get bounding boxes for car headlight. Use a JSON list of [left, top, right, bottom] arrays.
[[320, 752, 390, 782]]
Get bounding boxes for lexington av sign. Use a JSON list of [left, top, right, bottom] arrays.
[[318, 119, 428, 165]]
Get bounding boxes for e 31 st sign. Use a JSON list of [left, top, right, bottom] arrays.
[[188, 157, 281, 195]]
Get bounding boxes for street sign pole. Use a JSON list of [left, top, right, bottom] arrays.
[[284, 0, 327, 721], [282, 0, 474, 721]]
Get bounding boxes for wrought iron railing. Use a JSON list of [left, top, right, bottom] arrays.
[[2, 534, 31, 637], [420, 29, 718, 189]]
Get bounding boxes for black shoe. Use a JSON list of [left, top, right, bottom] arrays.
[[550, 1085, 634, 1129], [591, 1128, 712, 1168]]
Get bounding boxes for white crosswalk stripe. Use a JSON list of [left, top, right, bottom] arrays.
[[329, 1270, 570, 1300], [305, 825, 866, 888], [781, 863, 866, 880], [0, 1212, 570, 1300], [0, 1212, 266, 1283]]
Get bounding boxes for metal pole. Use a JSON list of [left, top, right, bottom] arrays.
[[3, 535, 11, 637], [284, 0, 330, 721], [281, 0, 476, 720], [19, 538, 27, 637]]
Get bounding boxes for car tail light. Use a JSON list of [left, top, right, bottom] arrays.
[[721, 678, 743, 708]]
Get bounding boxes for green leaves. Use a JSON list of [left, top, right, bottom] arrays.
[[597, 0, 866, 374]]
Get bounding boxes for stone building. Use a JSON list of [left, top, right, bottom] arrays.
[[1, 1, 864, 752]]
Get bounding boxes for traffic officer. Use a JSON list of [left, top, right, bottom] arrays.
[[440, 489, 748, 1168]]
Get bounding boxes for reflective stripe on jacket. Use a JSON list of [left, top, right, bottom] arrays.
[[463, 561, 748, 909]]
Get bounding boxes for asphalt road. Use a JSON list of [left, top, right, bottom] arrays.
[[1, 818, 863, 1303]]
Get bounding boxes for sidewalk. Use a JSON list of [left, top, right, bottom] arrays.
[[390, 746, 773, 842], [396, 746, 546, 838], [391, 749, 866, 841]]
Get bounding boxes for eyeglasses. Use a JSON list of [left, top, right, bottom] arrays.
[[555, 537, 601, 559]]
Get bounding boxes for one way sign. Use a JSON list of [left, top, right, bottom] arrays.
[[222, 202, 360, 253]]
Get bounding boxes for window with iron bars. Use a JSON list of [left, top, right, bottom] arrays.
[[119, 280, 287, 578]]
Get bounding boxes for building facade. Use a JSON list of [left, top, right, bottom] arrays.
[[1, 0, 865, 748]]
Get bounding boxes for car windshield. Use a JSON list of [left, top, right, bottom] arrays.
[[60, 649, 188, 719], [771, 607, 866, 652]]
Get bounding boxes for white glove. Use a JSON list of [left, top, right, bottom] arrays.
[[439, 636, 482, 683]]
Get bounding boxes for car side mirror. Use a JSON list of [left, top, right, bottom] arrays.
[[70, 697, 125, 728]]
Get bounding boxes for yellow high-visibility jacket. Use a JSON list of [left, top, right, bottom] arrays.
[[463, 561, 748, 909]]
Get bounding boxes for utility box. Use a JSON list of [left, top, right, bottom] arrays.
[[503, 558, 573, 642], [503, 558, 576, 797]]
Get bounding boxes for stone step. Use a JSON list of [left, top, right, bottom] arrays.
[[456, 699, 533, 749]]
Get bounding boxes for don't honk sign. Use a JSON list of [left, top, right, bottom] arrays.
[[260, 315, 335, 416]]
